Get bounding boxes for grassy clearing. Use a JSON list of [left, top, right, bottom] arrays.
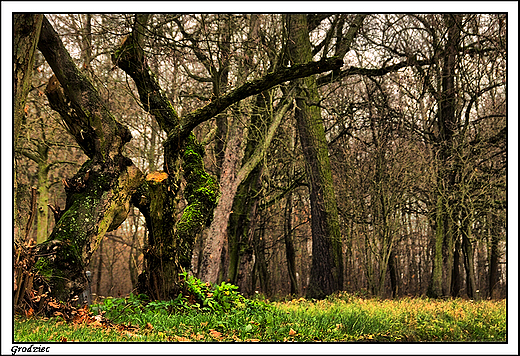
[[14, 293, 506, 342]]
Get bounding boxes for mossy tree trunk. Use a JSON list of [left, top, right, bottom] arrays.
[[112, 15, 219, 298], [286, 14, 344, 299], [34, 15, 144, 301], [428, 15, 462, 298]]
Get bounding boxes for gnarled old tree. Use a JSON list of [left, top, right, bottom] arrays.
[[27, 14, 345, 301]]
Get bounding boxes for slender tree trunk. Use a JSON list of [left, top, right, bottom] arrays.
[[284, 191, 299, 295], [226, 90, 273, 284], [388, 249, 398, 298], [226, 176, 253, 284], [95, 239, 103, 297], [213, 15, 231, 180], [488, 213, 500, 298], [451, 237, 462, 297], [227, 163, 263, 284], [254, 217, 270, 296], [430, 195, 445, 297], [462, 216, 477, 299], [129, 225, 139, 291], [36, 155, 50, 244], [287, 14, 343, 298]]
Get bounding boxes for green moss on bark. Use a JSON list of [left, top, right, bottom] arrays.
[[175, 134, 219, 267]]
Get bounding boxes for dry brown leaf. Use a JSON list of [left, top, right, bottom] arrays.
[[289, 328, 297, 336], [174, 335, 191, 342], [48, 301, 60, 308], [191, 333, 204, 340], [25, 308, 34, 317], [209, 329, 222, 339], [146, 322, 154, 330], [90, 320, 103, 328]]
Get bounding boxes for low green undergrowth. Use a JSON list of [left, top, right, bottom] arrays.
[[14, 279, 507, 342]]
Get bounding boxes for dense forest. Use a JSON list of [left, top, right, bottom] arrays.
[[13, 13, 507, 305]]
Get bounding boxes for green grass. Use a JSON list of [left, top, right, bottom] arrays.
[[14, 293, 506, 342]]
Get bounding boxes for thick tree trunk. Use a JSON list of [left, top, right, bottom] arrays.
[[287, 14, 344, 299], [428, 15, 461, 299], [113, 15, 219, 297], [33, 16, 144, 301]]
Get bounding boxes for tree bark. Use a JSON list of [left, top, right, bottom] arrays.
[[429, 14, 462, 298], [461, 214, 477, 299], [14, 14, 43, 240], [14, 14, 43, 147], [199, 92, 293, 284], [451, 237, 462, 297], [199, 115, 247, 284], [284, 121, 299, 295], [284, 191, 299, 295], [488, 213, 501, 298], [36, 147, 50, 244], [33, 15, 144, 301], [287, 14, 344, 299], [388, 249, 398, 298]]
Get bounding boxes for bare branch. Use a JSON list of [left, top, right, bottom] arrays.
[[167, 56, 344, 148]]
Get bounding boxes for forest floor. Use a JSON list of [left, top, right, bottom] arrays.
[[14, 293, 506, 342]]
